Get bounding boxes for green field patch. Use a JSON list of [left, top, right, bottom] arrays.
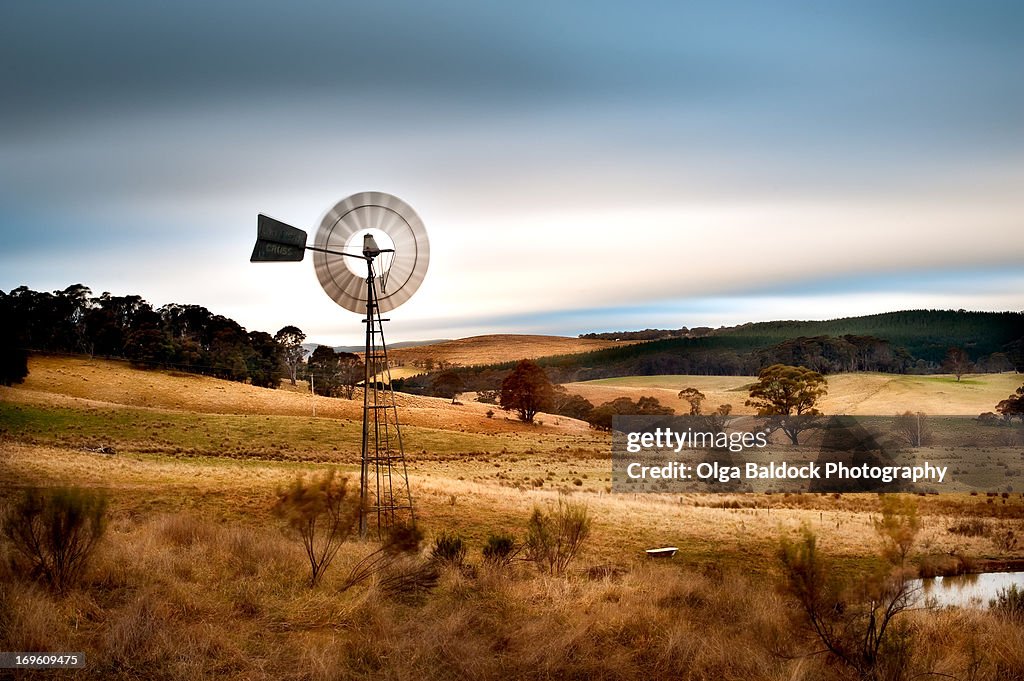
[[0, 402, 559, 460]]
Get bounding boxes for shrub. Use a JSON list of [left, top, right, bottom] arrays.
[[947, 518, 990, 537], [991, 584, 1024, 621], [778, 526, 915, 680], [524, 499, 591, 575], [874, 496, 920, 566], [430, 532, 467, 567], [2, 486, 108, 594], [272, 470, 359, 587], [992, 527, 1019, 552], [482, 532, 519, 567]]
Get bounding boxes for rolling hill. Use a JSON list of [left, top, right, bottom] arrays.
[[565, 372, 1023, 417], [384, 334, 634, 367]]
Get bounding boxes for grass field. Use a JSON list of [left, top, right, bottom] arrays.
[[386, 333, 634, 367], [569, 372, 1024, 416], [2, 356, 1023, 679]]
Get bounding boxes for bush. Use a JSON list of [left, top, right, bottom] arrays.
[[779, 525, 915, 680], [947, 518, 990, 537], [874, 496, 920, 566], [524, 499, 591, 575], [991, 583, 1024, 621], [482, 532, 519, 567], [273, 470, 359, 587], [2, 486, 108, 594], [430, 532, 467, 567]]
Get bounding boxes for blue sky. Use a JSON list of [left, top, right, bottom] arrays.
[[1, 1, 1022, 344]]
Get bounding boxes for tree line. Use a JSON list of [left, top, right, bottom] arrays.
[[585, 310, 1024, 368], [0, 284, 297, 388], [395, 327, 1020, 401], [0, 284, 400, 397]]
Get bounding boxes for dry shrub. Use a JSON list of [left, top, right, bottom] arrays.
[[874, 495, 920, 567], [378, 555, 441, 603], [917, 552, 972, 578], [948, 517, 990, 537], [482, 532, 519, 568], [273, 470, 360, 587], [991, 584, 1024, 621], [779, 526, 916, 681], [341, 522, 424, 592], [430, 532, 467, 567], [991, 526, 1019, 552], [524, 498, 591, 575], [2, 486, 108, 594]]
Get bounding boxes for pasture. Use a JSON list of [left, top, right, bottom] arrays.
[[1, 356, 1023, 680]]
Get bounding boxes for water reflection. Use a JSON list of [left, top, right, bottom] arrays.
[[910, 571, 1024, 609]]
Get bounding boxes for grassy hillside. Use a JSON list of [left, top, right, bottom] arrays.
[[433, 310, 1024, 385], [568, 372, 1023, 416], [5, 356, 592, 436], [386, 333, 634, 367], [716, 309, 1024, 362]]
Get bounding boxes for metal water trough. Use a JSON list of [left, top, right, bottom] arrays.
[[645, 547, 678, 558]]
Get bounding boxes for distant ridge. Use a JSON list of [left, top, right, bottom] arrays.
[[302, 339, 451, 355], [392, 310, 1023, 393]]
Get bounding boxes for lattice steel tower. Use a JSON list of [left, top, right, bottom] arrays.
[[358, 241, 415, 536]]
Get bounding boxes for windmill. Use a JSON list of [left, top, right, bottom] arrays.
[[251, 191, 429, 537]]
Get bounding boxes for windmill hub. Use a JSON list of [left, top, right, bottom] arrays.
[[362, 233, 383, 257]]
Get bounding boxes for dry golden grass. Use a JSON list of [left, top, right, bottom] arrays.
[[3, 442, 1022, 573], [387, 333, 635, 367], [569, 372, 1023, 416], [1, 504, 1023, 681], [2, 356, 592, 436], [3, 358, 1024, 679]]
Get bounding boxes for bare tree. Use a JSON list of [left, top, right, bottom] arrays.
[[893, 411, 930, 448]]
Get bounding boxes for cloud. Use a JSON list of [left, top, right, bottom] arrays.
[[1, 1, 1022, 344]]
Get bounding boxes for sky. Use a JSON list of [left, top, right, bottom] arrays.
[[1, 1, 1022, 345]]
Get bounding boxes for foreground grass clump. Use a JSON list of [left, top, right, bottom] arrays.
[[482, 531, 519, 567], [2, 485, 108, 594]]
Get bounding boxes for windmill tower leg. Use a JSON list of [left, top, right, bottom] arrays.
[[359, 257, 415, 539]]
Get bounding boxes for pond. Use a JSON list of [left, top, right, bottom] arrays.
[[910, 571, 1024, 609]]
